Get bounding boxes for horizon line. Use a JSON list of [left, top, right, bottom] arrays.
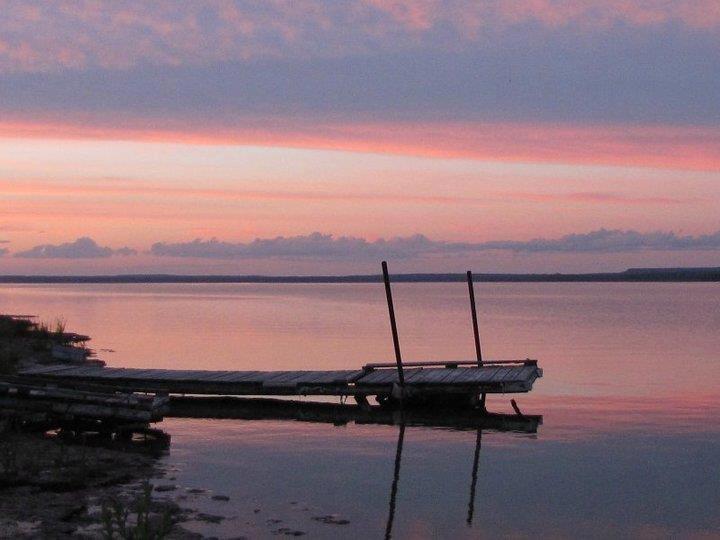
[[1, 267, 719, 284]]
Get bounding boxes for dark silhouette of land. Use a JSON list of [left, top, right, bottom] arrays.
[[0, 267, 718, 283]]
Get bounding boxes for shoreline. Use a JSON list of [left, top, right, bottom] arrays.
[[0, 314, 216, 539], [0, 266, 719, 284], [0, 432, 185, 538]]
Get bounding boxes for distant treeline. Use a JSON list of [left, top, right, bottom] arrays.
[[0, 267, 719, 283]]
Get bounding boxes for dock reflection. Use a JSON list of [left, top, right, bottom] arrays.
[[168, 396, 542, 432], [383, 423, 491, 539], [170, 396, 541, 538]]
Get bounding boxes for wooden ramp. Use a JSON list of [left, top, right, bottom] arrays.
[[19, 359, 541, 398]]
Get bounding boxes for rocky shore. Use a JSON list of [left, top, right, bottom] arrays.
[[0, 432, 190, 539], [0, 314, 199, 539]]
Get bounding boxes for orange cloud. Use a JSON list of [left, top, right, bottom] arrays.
[[1, 117, 718, 171]]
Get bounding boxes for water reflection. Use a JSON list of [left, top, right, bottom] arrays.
[[169, 396, 542, 432], [383, 425, 485, 538], [384, 415, 528, 538], [385, 423, 404, 540], [3, 283, 719, 537], [169, 396, 541, 538], [467, 428, 481, 527]]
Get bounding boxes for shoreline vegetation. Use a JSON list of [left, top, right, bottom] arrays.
[[0, 266, 719, 284], [0, 315, 203, 539]]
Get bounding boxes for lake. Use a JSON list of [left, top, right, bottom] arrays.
[[2, 283, 719, 538]]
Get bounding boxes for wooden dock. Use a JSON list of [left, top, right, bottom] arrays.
[[14, 263, 544, 408], [19, 359, 541, 402]]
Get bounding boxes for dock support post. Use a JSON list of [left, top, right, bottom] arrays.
[[382, 261, 405, 387], [467, 270, 486, 409]]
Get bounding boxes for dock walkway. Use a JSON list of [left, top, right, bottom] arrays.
[[20, 359, 541, 398]]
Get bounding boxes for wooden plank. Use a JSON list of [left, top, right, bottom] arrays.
[[356, 368, 422, 385], [473, 367, 502, 383], [108, 368, 164, 380], [265, 371, 327, 384], [266, 376, 314, 388], [159, 370, 219, 381], [212, 371, 262, 383], [419, 369, 459, 384], [262, 371, 312, 386], [81, 367, 129, 378], [296, 371, 338, 384], [490, 367, 512, 382], [47, 366, 103, 377], [293, 371, 343, 384], [191, 370, 234, 382], [252, 371, 288, 383], [450, 367, 491, 384], [293, 370, 345, 385], [438, 368, 477, 384], [401, 369, 427, 384], [330, 370, 368, 383], [21, 365, 78, 375], [33, 366, 90, 377], [516, 365, 538, 382], [356, 369, 400, 385], [499, 366, 523, 382]]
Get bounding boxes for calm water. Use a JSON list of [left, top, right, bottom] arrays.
[[2, 283, 720, 538]]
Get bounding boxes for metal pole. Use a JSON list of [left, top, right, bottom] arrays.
[[467, 271, 486, 410], [382, 261, 404, 386], [466, 271, 483, 366]]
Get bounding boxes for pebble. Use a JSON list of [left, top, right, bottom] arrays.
[[312, 514, 351, 525], [195, 512, 224, 524], [273, 528, 306, 536]]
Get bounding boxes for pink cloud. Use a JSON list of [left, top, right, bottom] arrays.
[[1, 116, 718, 171], [0, 181, 694, 207]]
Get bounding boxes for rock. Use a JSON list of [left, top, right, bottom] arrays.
[[211, 495, 230, 501], [155, 484, 178, 492], [59, 504, 86, 522], [273, 528, 306, 536], [312, 514, 351, 525], [195, 512, 224, 524]]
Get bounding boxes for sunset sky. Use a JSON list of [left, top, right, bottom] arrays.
[[1, 0, 719, 274]]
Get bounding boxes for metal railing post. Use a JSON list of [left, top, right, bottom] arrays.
[[382, 261, 404, 386]]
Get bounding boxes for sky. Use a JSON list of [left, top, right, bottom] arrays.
[[0, 0, 719, 275]]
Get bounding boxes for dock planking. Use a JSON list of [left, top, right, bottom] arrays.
[[19, 359, 542, 399]]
